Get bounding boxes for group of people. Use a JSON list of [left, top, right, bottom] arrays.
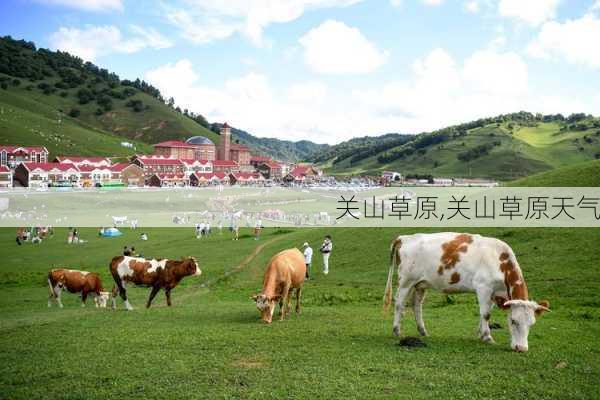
[[15, 226, 54, 245], [302, 235, 333, 279], [195, 222, 211, 238]]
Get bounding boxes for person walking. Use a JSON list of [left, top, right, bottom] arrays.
[[320, 235, 333, 275], [303, 242, 313, 280]]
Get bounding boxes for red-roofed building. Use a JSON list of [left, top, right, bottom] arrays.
[[250, 155, 272, 168], [229, 171, 264, 186], [284, 164, 321, 183], [14, 163, 80, 187], [212, 159, 239, 174], [148, 173, 189, 187], [132, 156, 184, 177], [153, 141, 199, 160], [77, 164, 112, 187], [1, 145, 49, 168], [110, 163, 144, 187], [0, 165, 12, 187], [180, 159, 213, 176], [257, 161, 284, 180], [54, 156, 111, 168], [229, 143, 251, 166], [189, 172, 230, 186]]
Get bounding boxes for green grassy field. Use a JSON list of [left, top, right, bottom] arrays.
[[1, 227, 599, 399], [509, 159, 600, 187]]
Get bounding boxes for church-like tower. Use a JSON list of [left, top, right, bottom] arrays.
[[218, 122, 231, 161]]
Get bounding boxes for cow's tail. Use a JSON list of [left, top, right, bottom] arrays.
[[383, 238, 402, 312]]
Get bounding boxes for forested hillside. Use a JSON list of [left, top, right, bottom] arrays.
[[310, 112, 600, 180]]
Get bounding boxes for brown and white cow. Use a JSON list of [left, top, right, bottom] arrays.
[[47, 269, 110, 308], [252, 248, 306, 324], [383, 233, 550, 352], [109, 256, 201, 310]]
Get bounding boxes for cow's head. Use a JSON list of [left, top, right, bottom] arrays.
[[504, 299, 550, 352], [94, 291, 110, 308], [185, 256, 202, 276], [252, 294, 281, 324]]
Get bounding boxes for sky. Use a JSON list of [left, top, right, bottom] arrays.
[[1, 0, 600, 144]]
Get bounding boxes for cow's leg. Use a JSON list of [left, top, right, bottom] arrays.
[[47, 279, 55, 307], [392, 281, 413, 337], [54, 286, 63, 308], [146, 286, 160, 308], [413, 287, 428, 337], [111, 285, 118, 309], [119, 281, 133, 311], [165, 288, 172, 307], [279, 285, 291, 321], [295, 287, 302, 315], [476, 288, 494, 343], [81, 290, 88, 307]]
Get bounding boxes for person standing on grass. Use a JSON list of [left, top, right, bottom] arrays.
[[320, 235, 333, 275], [254, 218, 262, 241], [303, 242, 313, 279]]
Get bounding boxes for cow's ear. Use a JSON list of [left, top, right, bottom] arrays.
[[535, 300, 550, 317]]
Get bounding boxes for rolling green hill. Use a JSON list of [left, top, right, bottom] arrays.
[[0, 36, 327, 162], [508, 159, 600, 187], [0, 37, 219, 158], [312, 112, 600, 181]]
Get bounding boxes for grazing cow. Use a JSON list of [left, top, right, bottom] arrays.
[[47, 269, 110, 308], [252, 248, 306, 324], [383, 233, 550, 352], [109, 256, 201, 310]]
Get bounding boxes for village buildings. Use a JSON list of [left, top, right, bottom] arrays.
[[1, 123, 323, 187]]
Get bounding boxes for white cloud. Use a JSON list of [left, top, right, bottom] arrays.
[[35, 0, 122, 12], [464, 0, 479, 13], [498, 0, 559, 26], [165, 0, 362, 46], [145, 48, 597, 144], [422, 0, 444, 5], [592, 1, 600, 11], [130, 26, 173, 50], [463, 50, 528, 95], [299, 20, 389, 75], [49, 25, 172, 61], [527, 14, 600, 68]]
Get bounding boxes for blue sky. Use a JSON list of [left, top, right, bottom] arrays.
[[1, 0, 600, 143]]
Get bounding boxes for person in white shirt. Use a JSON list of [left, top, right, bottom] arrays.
[[303, 242, 313, 279], [320, 235, 333, 275]]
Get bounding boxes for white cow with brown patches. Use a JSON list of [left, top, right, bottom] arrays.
[[383, 233, 550, 352], [109, 255, 201, 310], [47, 269, 110, 308]]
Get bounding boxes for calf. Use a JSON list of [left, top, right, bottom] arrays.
[[47, 269, 109, 308], [252, 248, 306, 324], [383, 233, 550, 352], [109, 256, 201, 310]]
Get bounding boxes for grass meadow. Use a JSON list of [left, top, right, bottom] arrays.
[[0, 227, 599, 399]]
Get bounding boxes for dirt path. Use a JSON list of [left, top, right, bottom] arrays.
[[183, 233, 290, 294]]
